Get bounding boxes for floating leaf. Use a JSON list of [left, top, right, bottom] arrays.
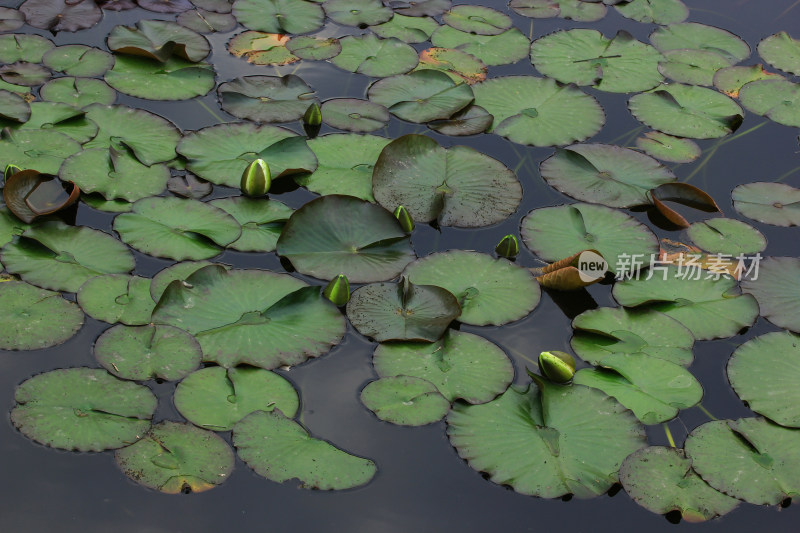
[[372, 134, 521, 227], [175, 366, 298, 431], [0, 206, 27, 248], [218, 75, 317, 123], [40, 77, 116, 107], [713, 64, 782, 98], [687, 218, 766, 255], [741, 257, 800, 333], [0, 7, 24, 32], [649, 182, 720, 228], [331, 34, 419, 78], [152, 265, 346, 368], [77, 274, 155, 325], [0, 34, 54, 64], [554, 0, 608, 21], [277, 195, 415, 282], [323, 0, 392, 26], [149, 260, 215, 302], [115, 421, 234, 493], [367, 70, 473, 123], [319, 98, 389, 133], [0, 61, 51, 87], [615, 0, 688, 25], [138, 0, 194, 12], [11, 368, 156, 452], [228, 31, 298, 66], [189, 0, 234, 12], [82, 195, 132, 213], [402, 250, 540, 326], [509, 0, 561, 18], [416, 47, 487, 85], [0, 89, 30, 122], [108, 19, 211, 63], [19, 0, 102, 32], [430, 26, 528, 67], [635, 131, 700, 163], [442, 5, 511, 36], [105, 55, 216, 101], [178, 8, 237, 33], [0, 101, 98, 144], [285, 36, 341, 60], [372, 14, 439, 44], [232, 0, 324, 35], [233, 410, 377, 490], [42, 45, 114, 77], [732, 182, 800, 227], [658, 49, 731, 87], [167, 173, 212, 199], [758, 31, 800, 76], [361, 376, 450, 426], [428, 104, 493, 136], [94, 324, 202, 381], [739, 79, 800, 127], [0, 281, 83, 351], [393, 0, 451, 16], [650, 22, 750, 64], [208, 196, 293, 253]]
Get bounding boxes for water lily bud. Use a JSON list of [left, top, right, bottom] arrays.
[[323, 274, 350, 306], [4, 163, 21, 181], [393, 205, 415, 233], [240, 159, 270, 197], [538, 350, 576, 383], [495, 234, 519, 259], [303, 102, 322, 138]]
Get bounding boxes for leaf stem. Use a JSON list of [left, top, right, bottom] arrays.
[[697, 403, 718, 421], [195, 99, 225, 122], [663, 423, 676, 448]]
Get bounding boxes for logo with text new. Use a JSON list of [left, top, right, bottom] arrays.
[[577, 250, 609, 283]]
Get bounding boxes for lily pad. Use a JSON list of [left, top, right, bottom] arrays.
[[94, 324, 202, 381], [152, 265, 346, 368], [114, 197, 241, 261], [0, 101, 98, 144], [613, 265, 759, 340], [0, 221, 135, 292], [687, 218, 766, 255], [685, 418, 800, 505], [430, 26, 528, 67], [0, 61, 51, 87], [372, 14, 439, 44], [367, 70, 473, 124], [115, 421, 234, 493], [732, 182, 800, 227], [713, 64, 783, 98], [447, 379, 646, 498], [346, 278, 461, 342], [208, 196, 293, 253], [615, 0, 688, 25], [108, 19, 210, 63], [739, 79, 800, 128], [77, 274, 155, 325], [218, 75, 318, 123], [233, 410, 377, 490], [473, 76, 605, 146], [427, 104, 493, 136], [361, 376, 450, 426], [0, 34, 54, 64], [393, 0, 451, 16], [509, 0, 561, 18], [0, 89, 30, 122], [19, 0, 102, 32], [177, 8, 238, 33], [42, 45, 114, 77], [40, 77, 117, 108], [442, 5, 511, 36], [554, 0, 608, 21], [323, 0, 392, 26], [741, 257, 800, 333], [138, 0, 194, 12], [150, 260, 215, 302], [319, 98, 390, 133], [331, 35, 419, 78], [11, 368, 156, 452], [105, 55, 216, 101], [416, 47, 487, 85], [294, 134, 390, 201], [758, 31, 800, 76], [650, 23, 750, 64], [619, 447, 739, 522], [285, 36, 341, 61], [276, 195, 415, 282], [174, 366, 299, 431], [81, 195, 132, 213], [372, 134, 521, 227], [232, 0, 324, 35], [373, 329, 513, 403], [0, 7, 24, 32], [228, 32, 298, 66], [520, 203, 658, 277], [402, 250, 540, 326], [635, 131, 700, 163], [0, 281, 83, 350], [658, 49, 731, 87]]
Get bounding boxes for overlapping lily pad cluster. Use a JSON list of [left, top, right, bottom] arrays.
[[1, 0, 799, 522]]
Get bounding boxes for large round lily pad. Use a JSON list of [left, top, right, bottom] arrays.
[[372, 134, 522, 227], [732, 182, 800, 227], [115, 421, 234, 494], [739, 79, 800, 127], [650, 23, 750, 64], [208, 197, 293, 253], [232, 0, 324, 35], [11, 368, 156, 452], [741, 257, 800, 333], [218, 75, 318, 123], [42, 45, 113, 77], [0, 34, 54, 64], [658, 49, 732, 87], [77, 274, 155, 325], [40, 77, 116, 108], [152, 265, 346, 369], [331, 34, 419, 78], [442, 5, 510, 36], [615, 0, 689, 25], [323, 0, 392, 27], [107, 19, 210, 63], [0, 128, 81, 174], [233, 410, 377, 490], [276, 195, 415, 283], [319, 98, 390, 133], [105, 55, 215, 101], [687, 218, 766, 255], [758, 31, 800, 76], [175, 366, 299, 431], [372, 14, 439, 44], [0, 281, 83, 351], [430, 26, 529, 67], [19, 0, 102, 32], [360, 376, 450, 426], [368, 70, 473, 124]]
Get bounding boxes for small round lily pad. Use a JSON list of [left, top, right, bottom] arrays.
[[0, 281, 84, 351], [361, 376, 450, 426], [209, 197, 293, 253], [77, 274, 156, 325], [687, 218, 766, 255], [635, 131, 700, 163], [732, 182, 800, 227]]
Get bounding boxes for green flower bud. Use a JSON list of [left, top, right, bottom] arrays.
[[323, 274, 350, 306], [495, 234, 519, 259], [303, 102, 322, 127], [4, 163, 21, 181], [538, 350, 575, 383], [240, 159, 270, 197], [393, 205, 414, 233]]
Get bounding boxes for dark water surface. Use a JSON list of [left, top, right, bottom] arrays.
[[2, 0, 800, 531]]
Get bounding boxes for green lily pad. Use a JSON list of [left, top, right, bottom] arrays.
[[447, 379, 646, 498], [574, 353, 703, 424], [0, 101, 98, 144], [233, 410, 377, 490], [42, 45, 114, 77], [107, 19, 210, 63], [531, 29, 663, 93], [739, 79, 800, 127], [372, 15, 439, 44], [178, 8, 238, 33], [150, 260, 215, 302], [81, 195, 132, 213], [105, 55, 216, 101], [323, 0, 392, 26], [361, 376, 450, 426], [758, 31, 800, 76], [331, 34, 419, 78], [613, 265, 759, 340], [368, 70, 473, 124], [430, 26, 529, 67], [59, 147, 169, 202], [114, 197, 242, 261], [571, 307, 695, 366], [741, 257, 800, 333], [473, 76, 605, 146], [687, 218, 766, 255], [635, 131, 700, 163], [732, 182, 800, 227], [0, 34, 54, 64], [218, 75, 317, 123], [11, 368, 156, 452], [0, 206, 27, 248], [619, 447, 739, 522], [520, 203, 658, 277], [0, 129, 80, 174], [442, 5, 511, 36], [346, 278, 461, 342], [427, 104, 493, 136], [615, 0, 688, 24], [540, 143, 675, 208], [393, 0, 451, 16], [174, 366, 299, 431], [713, 64, 783, 98], [658, 49, 732, 87], [650, 23, 750, 64], [372, 134, 522, 227], [20, 0, 102, 31], [0, 88, 30, 122], [94, 324, 202, 381], [294, 134, 390, 201], [416, 47, 487, 85], [402, 250, 540, 326], [509, 0, 561, 18], [555, 0, 608, 21], [39, 77, 116, 108], [728, 331, 800, 427], [208, 196, 293, 253], [152, 265, 346, 368], [77, 274, 155, 325], [137, 0, 194, 13], [277, 195, 415, 282], [319, 98, 390, 133], [177, 122, 316, 186], [115, 421, 234, 494], [685, 418, 800, 505], [228, 32, 298, 66], [84, 104, 180, 166], [232, 0, 324, 35], [373, 329, 513, 403], [1, 221, 135, 292], [629, 84, 743, 139], [0, 281, 83, 351], [285, 36, 341, 61]]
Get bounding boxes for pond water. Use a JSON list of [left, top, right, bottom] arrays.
[[1, 0, 800, 531]]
